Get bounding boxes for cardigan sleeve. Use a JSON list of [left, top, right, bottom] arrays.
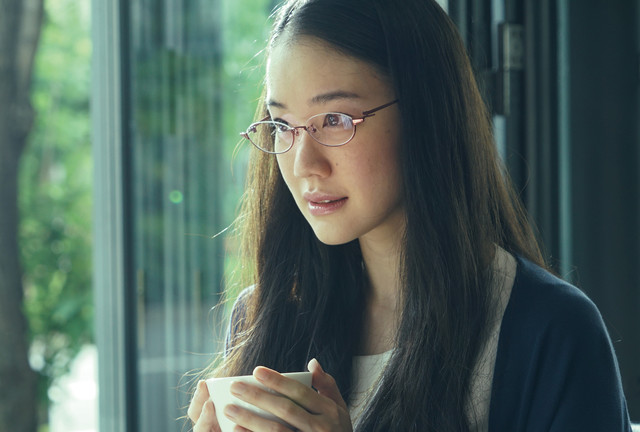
[[224, 286, 254, 356], [489, 257, 632, 432]]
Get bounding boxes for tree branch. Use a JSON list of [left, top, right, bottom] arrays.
[[15, 0, 44, 144], [0, 0, 44, 430]]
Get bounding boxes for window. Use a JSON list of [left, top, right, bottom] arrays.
[[93, 1, 274, 430]]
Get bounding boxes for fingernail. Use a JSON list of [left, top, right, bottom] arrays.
[[308, 358, 322, 372], [230, 381, 247, 396], [225, 404, 240, 419], [253, 367, 269, 381]]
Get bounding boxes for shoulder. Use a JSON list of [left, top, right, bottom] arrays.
[[492, 254, 612, 382], [230, 285, 255, 318], [224, 286, 255, 353], [496, 255, 617, 368], [489, 256, 631, 431], [504, 256, 605, 340]]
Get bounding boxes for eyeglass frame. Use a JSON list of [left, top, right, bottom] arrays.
[[240, 99, 399, 154]]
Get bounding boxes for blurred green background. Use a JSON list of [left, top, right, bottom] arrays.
[[19, 0, 92, 425]]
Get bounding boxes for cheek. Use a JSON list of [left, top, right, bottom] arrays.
[[275, 154, 311, 210], [349, 148, 403, 204], [363, 134, 402, 182], [371, 140, 403, 198], [276, 154, 294, 183]]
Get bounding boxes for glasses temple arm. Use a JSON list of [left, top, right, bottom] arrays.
[[361, 99, 399, 117]]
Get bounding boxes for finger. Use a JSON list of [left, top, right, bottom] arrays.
[[231, 379, 311, 417], [252, 367, 320, 412], [224, 402, 292, 432], [307, 359, 348, 410], [188, 380, 211, 423], [193, 400, 222, 432]]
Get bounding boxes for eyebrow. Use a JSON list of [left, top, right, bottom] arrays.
[[310, 90, 361, 105], [266, 90, 362, 109]]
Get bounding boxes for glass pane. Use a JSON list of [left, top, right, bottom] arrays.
[[126, 0, 272, 430]]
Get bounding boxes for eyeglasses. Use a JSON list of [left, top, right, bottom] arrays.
[[240, 99, 399, 154]]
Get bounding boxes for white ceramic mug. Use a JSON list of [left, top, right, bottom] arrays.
[[206, 371, 312, 432]]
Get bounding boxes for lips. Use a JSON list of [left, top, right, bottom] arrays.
[[303, 192, 348, 216]]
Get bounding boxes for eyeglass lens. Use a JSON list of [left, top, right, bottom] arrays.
[[246, 113, 356, 153]]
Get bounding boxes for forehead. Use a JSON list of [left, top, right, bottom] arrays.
[[266, 37, 392, 107]]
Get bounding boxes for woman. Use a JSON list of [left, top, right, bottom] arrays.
[[188, 0, 632, 430]]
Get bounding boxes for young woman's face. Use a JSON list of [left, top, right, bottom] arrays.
[[267, 37, 404, 246]]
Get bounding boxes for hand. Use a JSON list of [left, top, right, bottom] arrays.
[[187, 380, 222, 432], [224, 359, 353, 432]]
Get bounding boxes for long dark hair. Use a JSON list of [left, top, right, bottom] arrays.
[[217, 0, 544, 430]]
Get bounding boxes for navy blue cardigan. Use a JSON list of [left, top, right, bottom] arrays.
[[488, 256, 631, 431]]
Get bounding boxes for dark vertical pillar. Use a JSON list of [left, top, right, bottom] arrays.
[[568, 0, 640, 419]]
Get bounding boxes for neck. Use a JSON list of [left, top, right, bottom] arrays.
[[360, 239, 401, 307], [358, 211, 404, 306], [357, 227, 403, 354]]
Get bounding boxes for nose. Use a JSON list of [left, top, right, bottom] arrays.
[[290, 128, 332, 178]]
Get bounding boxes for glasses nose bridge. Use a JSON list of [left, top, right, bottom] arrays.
[[291, 123, 318, 144]]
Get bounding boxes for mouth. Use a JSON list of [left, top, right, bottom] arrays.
[[313, 198, 345, 204], [304, 194, 348, 216]]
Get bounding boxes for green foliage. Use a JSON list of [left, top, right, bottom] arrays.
[[18, 0, 92, 411], [17, 0, 271, 415], [219, 0, 273, 303]]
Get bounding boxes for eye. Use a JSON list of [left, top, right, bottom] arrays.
[[323, 113, 349, 128], [276, 123, 290, 133], [270, 119, 291, 134]]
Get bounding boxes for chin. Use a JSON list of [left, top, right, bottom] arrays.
[[311, 228, 355, 246]]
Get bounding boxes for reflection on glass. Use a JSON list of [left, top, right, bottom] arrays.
[[126, 0, 272, 430]]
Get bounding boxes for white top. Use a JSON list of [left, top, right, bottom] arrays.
[[349, 350, 393, 423], [347, 247, 517, 431]]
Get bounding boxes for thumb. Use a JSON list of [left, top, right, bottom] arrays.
[[307, 358, 347, 410]]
